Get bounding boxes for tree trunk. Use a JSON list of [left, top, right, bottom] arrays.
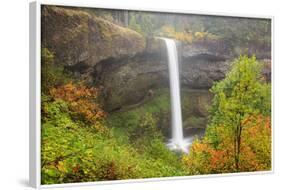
[[237, 121, 242, 171], [234, 114, 243, 172], [234, 127, 238, 171]]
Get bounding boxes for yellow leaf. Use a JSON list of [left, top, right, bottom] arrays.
[[57, 161, 66, 172]]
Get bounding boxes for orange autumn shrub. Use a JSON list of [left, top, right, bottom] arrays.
[[182, 139, 213, 174], [50, 83, 107, 126], [240, 114, 271, 171], [182, 137, 235, 174]]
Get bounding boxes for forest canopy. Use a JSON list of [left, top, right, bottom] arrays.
[[88, 8, 271, 54]]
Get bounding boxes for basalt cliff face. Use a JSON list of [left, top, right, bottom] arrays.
[[90, 38, 230, 111]]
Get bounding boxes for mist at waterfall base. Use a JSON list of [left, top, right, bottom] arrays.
[[161, 38, 201, 153]]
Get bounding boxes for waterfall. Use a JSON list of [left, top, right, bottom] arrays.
[[160, 38, 187, 152]]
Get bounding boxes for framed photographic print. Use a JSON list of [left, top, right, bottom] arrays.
[[30, 0, 273, 188]]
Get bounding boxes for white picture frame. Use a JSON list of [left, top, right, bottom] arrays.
[[29, 0, 274, 189]]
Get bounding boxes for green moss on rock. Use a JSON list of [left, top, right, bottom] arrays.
[[42, 5, 146, 67]]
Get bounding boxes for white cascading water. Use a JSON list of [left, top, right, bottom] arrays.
[[160, 38, 192, 152]]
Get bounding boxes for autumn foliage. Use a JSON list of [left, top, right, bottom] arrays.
[[50, 83, 106, 125], [158, 25, 219, 44]]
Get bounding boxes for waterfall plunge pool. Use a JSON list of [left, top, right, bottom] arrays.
[[167, 127, 205, 153]]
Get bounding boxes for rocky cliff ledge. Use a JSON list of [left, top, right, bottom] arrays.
[[42, 6, 145, 67]]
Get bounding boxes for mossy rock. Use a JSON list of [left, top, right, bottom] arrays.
[[42, 5, 146, 67], [106, 88, 211, 139]]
